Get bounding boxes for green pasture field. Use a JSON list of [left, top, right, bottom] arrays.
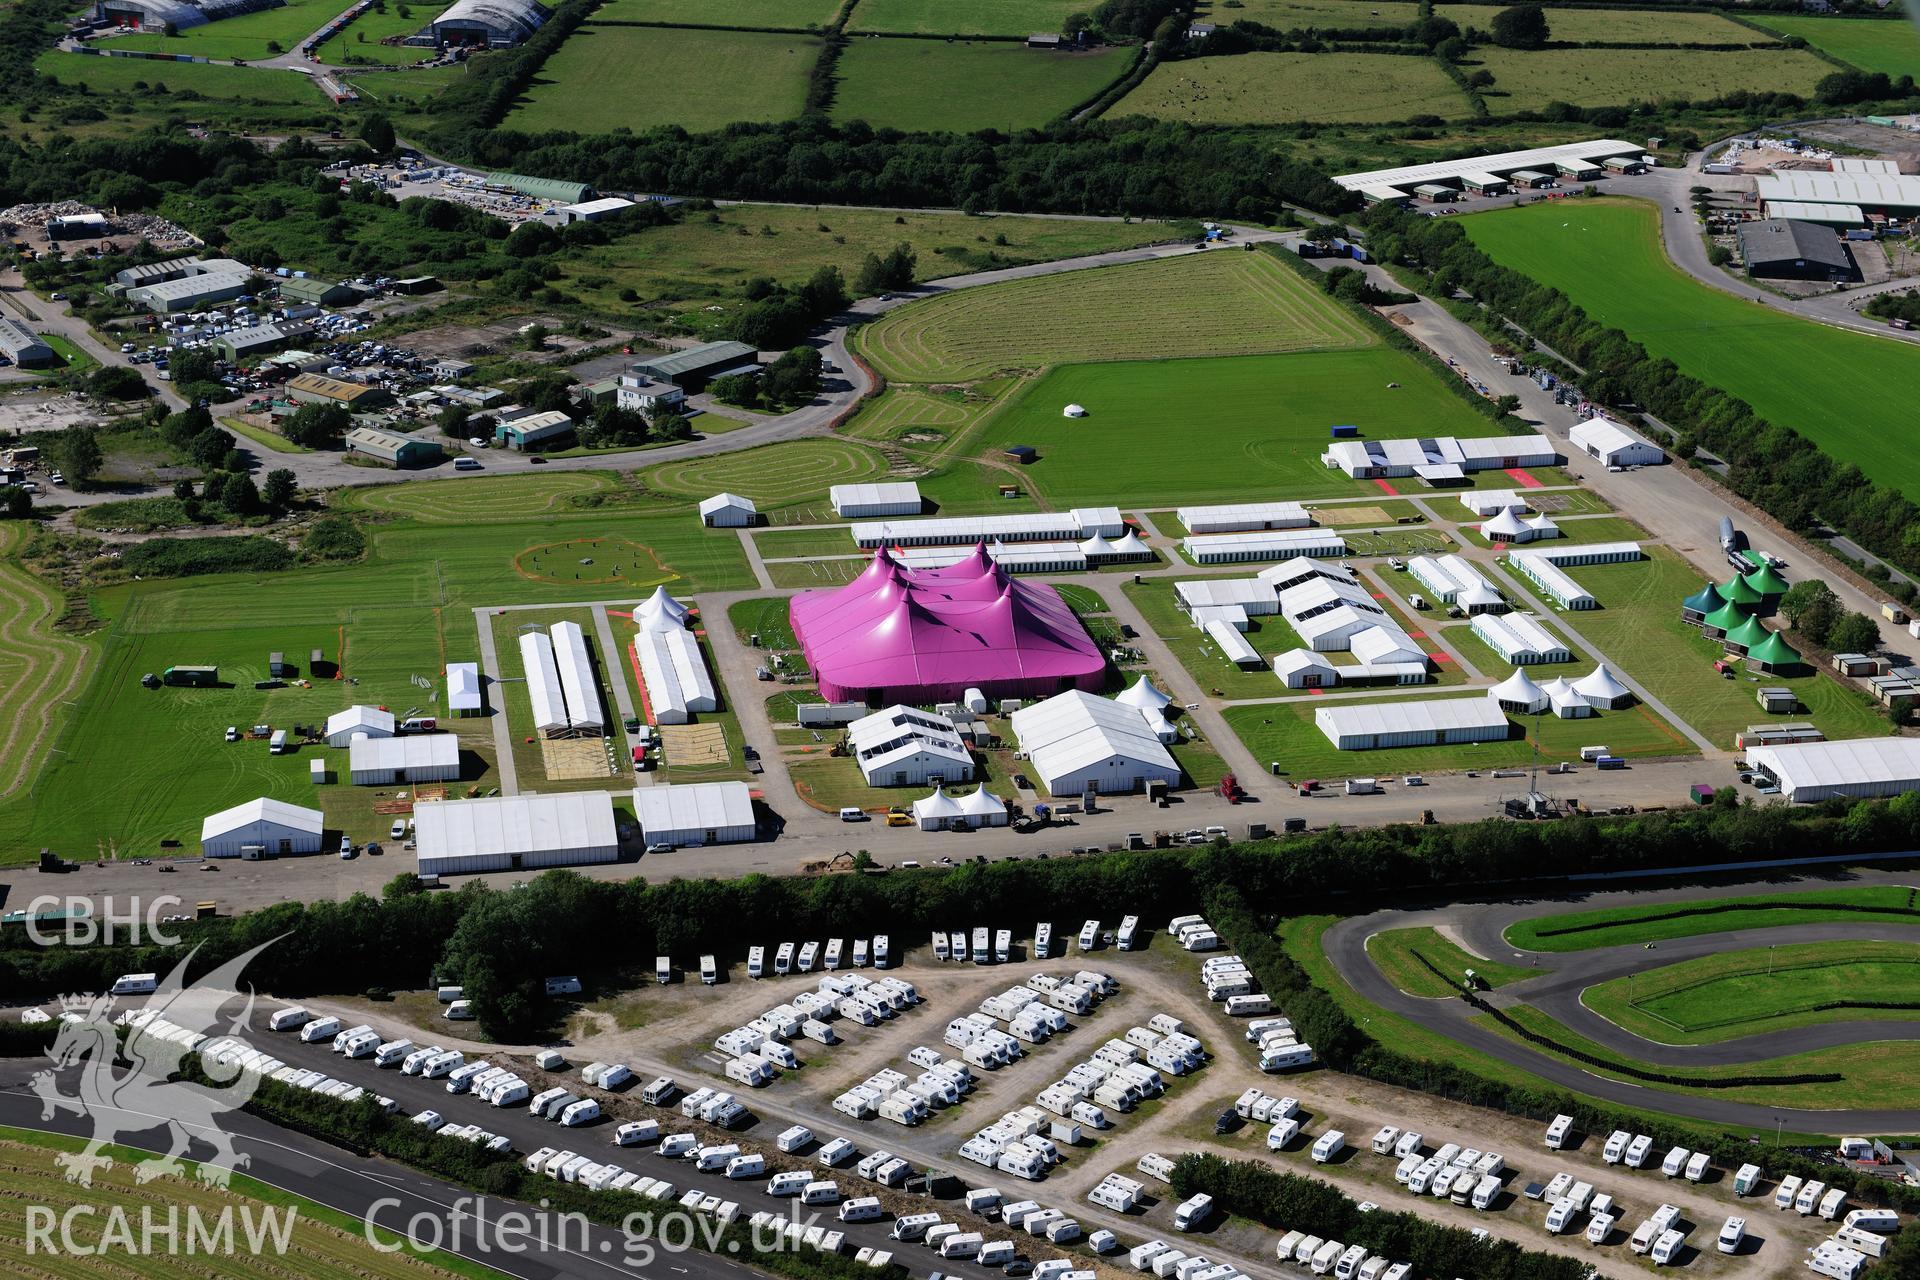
[[1113, 51, 1472, 124], [642, 440, 890, 518], [844, 382, 1013, 447], [1586, 940, 1920, 1045], [549, 205, 1173, 326], [107, 0, 345, 60], [323, 7, 440, 65], [979, 350, 1490, 507], [0, 526, 91, 805], [345, 64, 466, 112], [1365, 925, 1536, 998], [728, 596, 801, 651], [1468, 47, 1831, 112], [1226, 687, 1696, 780], [337, 471, 630, 522], [505, 27, 818, 135], [1194, 0, 1418, 28], [1746, 13, 1920, 77], [595, 0, 840, 24], [1504, 885, 1920, 952], [916, 461, 1044, 514], [1508, 544, 1890, 748], [847, 0, 1089, 35], [1484, 1002, 1920, 1112], [1439, 4, 1774, 43], [857, 249, 1373, 383], [832, 40, 1130, 133], [33, 50, 325, 101]]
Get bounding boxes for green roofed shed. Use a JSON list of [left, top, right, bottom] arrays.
[[1743, 563, 1790, 597], [1724, 614, 1772, 651], [1747, 631, 1801, 670], [1719, 574, 1764, 607], [1701, 601, 1749, 634], [1682, 581, 1724, 618], [485, 172, 594, 204]]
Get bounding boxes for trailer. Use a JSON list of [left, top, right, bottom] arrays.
[[995, 929, 1012, 963], [1545, 1114, 1573, 1149], [748, 947, 764, 979], [1078, 919, 1100, 952], [1117, 915, 1141, 950], [1172, 1194, 1212, 1232]]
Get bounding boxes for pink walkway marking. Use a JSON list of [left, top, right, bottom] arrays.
[[1505, 468, 1544, 489], [1371, 479, 1401, 496]]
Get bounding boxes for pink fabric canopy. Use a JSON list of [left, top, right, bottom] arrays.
[[791, 545, 1107, 704]]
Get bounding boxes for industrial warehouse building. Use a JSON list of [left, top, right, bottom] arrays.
[[430, 0, 551, 46], [216, 323, 310, 363], [1568, 417, 1666, 468], [1182, 528, 1347, 564], [846, 706, 974, 787], [495, 410, 573, 451], [344, 426, 439, 468], [629, 341, 759, 393], [325, 704, 394, 748], [1175, 501, 1310, 534], [0, 318, 54, 369], [93, 0, 278, 29], [124, 258, 253, 313], [559, 197, 636, 224], [520, 622, 604, 737], [831, 482, 923, 518], [1737, 219, 1855, 282], [1334, 140, 1643, 203], [291, 374, 393, 411], [279, 276, 360, 308], [1757, 168, 1920, 223], [850, 508, 1124, 549], [1010, 690, 1182, 796], [447, 662, 484, 716], [415, 791, 618, 877], [200, 797, 324, 858], [699, 492, 758, 527], [1748, 737, 1920, 803], [635, 780, 757, 847], [348, 734, 460, 785], [1315, 698, 1511, 750], [483, 172, 591, 203]]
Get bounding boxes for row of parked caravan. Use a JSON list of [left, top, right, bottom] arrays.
[[1132, 1233, 1260, 1280], [835, 1056, 976, 1128], [715, 974, 922, 1090], [1809, 1208, 1903, 1280], [1273, 1230, 1412, 1280], [959, 1105, 1078, 1182], [747, 935, 892, 978], [1199, 951, 1313, 1072], [888, 1190, 1120, 1280]]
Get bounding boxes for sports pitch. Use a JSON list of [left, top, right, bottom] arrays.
[[832, 40, 1130, 134], [1115, 51, 1472, 124], [1465, 198, 1920, 504], [1745, 12, 1920, 77], [856, 249, 1374, 383]]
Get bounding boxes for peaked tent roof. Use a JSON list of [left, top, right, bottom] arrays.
[[1459, 583, 1505, 609], [1701, 600, 1751, 631], [1079, 533, 1116, 556], [1524, 512, 1560, 535], [1542, 675, 1584, 703], [1114, 675, 1173, 712], [1743, 563, 1790, 596], [1481, 508, 1529, 540], [911, 788, 965, 821], [1718, 574, 1764, 607], [1747, 631, 1801, 667], [1489, 668, 1548, 709], [1573, 664, 1633, 702], [1112, 529, 1150, 556], [957, 784, 1006, 818], [1725, 614, 1772, 649], [1683, 581, 1725, 615]]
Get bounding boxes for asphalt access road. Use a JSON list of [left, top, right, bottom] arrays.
[[1320, 864, 1920, 1131]]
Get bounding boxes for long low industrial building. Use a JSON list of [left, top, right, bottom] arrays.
[[1569, 417, 1666, 467], [1315, 698, 1511, 750], [1321, 434, 1560, 481], [415, 791, 617, 877], [1334, 140, 1643, 198], [348, 734, 460, 785], [831, 482, 922, 518], [1010, 690, 1183, 796], [851, 508, 1125, 548], [201, 797, 324, 858], [1176, 501, 1309, 534], [1757, 170, 1920, 220], [520, 629, 571, 737], [1509, 542, 1641, 610], [549, 620, 604, 735], [1471, 611, 1571, 664], [636, 625, 718, 725], [1182, 528, 1348, 564], [634, 780, 757, 847], [0, 318, 54, 369], [894, 541, 1090, 574], [1747, 738, 1920, 802], [1409, 554, 1504, 613], [1176, 578, 1279, 620]]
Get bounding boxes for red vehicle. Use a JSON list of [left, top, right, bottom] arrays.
[[632, 744, 649, 770]]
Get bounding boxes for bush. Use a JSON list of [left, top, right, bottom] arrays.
[[120, 536, 293, 578], [303, 515, 366, 561]]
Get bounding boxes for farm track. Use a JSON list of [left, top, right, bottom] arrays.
[[0, 525, 90, 801]]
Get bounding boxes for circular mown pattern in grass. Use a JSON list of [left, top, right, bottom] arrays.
[[514, 537, 679, 587], [344, 473, 621, 524], [642, 440, 889, 507]]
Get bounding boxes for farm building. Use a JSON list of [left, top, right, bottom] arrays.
[[280, 277, 359, 308], [1409, 554, 1504, 613], [1321, 434, 1559, 480], [634, 780, 757, 847], [325, 704, 394, 748], [447, 662, 484, 716], [1175, 501, 1310, 534], [344, 426, 439, 468], [614, 375, 685, 417], [1009, 690, 1182, 796], [791, 545, 1105, 705], [415, 792, 617, 877], [911, 784, 1009, 831], [849, 508, 1123, 549], [200, 797, 324, 859], [559, 197, 635, 224], [831, 482, 923, 518], [1747, 737, 1920, 803], [348, 734, 460, 785], [1175, 578, 1278, 621], [495, 410, 573, 451], [629, 341, 758, 393], [0, 319, 54, 369], [430, 0, 551, 47], [635, 625, 717, 725], [1461, 490, 1526, 517], [1182, 528, 1348, 564], [1315, 698, 1510, 750], [846, 706, 974, 787], [1259, 557, 1355, 594], [1569, 417, 1666, 467], [1471, 612, 1570, 665], [699, 493, 758, 527], [1488, 668, 1548, 714], [295, 375, 392, 410], [1333, 140, 1641, 200]]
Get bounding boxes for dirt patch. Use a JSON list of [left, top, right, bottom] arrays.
[[1312, 504, 1390, 527], [661, 723, 728, 768], [540, 736, 614, 780]]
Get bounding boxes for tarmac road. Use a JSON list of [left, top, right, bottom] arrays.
[[1321, 864, 1920, 1131]]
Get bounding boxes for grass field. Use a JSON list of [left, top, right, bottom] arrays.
[[1469, 47, 1830, 110], [0, 525, 91, 803], [832, 40, 1129, 133], [595, 0, 840, 23], [505, 27, 818, 134], [1504, 885, 1920, 952], [1194, 0, 1418, 28], [1457, 514, 1646, 549], [0, 1128, 479, 1280], [1365, 925, 1537, 997], [1440, 5, 1775, 43], [1511, 544, 1891, 748], [643, 440, 890, 517], [847, 0, 1090, 34], [34, 50, 326, 101], [1114, 51, 1472, 124], [857, 249, 1374, 383], [1586, 940, 1920, 1045], [549, 205, 1174, 325], [1746, 13, 1920, 76], [338, 471, 628, 521], [323, 6, 441, 65], [1226, 687, 1696, 780], [106, 0, 346, 60], [979, 350, 1491, 507]]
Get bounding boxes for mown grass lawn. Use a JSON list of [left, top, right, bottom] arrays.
[[34, 50, 324, 101], [1586, 940, 1920, 1045], [1464, 198, 1920, 503], [107, 0, 345, 59], [1503, 884, 1920, 952], [506, 27, 819, 134], [832, 40, 1130, 133], [1744, 12, 1920, 77], [1365, 925, 1538, 998]]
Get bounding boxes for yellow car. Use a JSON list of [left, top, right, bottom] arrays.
[[885, 812, 913, 827]]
